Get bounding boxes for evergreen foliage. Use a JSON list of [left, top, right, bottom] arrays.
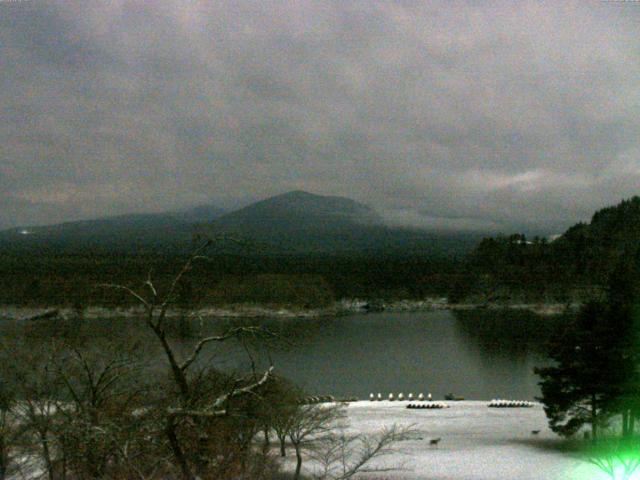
[[535, 252, 640, 439], [467, 196, 640, 303]]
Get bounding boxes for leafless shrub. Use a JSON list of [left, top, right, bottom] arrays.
[[0, 378, 25, 480], [308, 424, 420, 480], [286, 403, 347, 480]]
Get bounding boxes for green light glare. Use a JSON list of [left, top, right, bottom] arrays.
[[566, 453, 640, 480], [567, 466, 639, 480]]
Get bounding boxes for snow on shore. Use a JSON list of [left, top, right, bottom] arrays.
[[321, 401, 605, 480], [0, 299, 574, 321]]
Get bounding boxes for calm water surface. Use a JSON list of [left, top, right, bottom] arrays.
[[215, 309, 565, 401]]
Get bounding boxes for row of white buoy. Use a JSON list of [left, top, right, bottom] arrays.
[[369, 393, 433, 401], [488, 399, 534, 408]]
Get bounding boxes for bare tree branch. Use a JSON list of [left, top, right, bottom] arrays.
[[307, 424, 419, 480], [144, 269, 158, 301], [99, 284, 151, 311], [157, 241, 211, 327], [179, 326, 274, 372], [168, 366, 274, 418]]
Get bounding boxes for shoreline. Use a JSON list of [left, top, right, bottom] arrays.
[[0, 298, 577, 321]]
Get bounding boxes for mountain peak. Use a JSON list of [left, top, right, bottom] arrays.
[[278, 190, 315, 198], [267, 190, 352, 203], [219, 191, 379, 223]]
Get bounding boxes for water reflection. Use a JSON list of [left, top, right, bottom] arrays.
[[452, 309, 568, 358]]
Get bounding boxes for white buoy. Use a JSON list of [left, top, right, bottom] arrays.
[[388, 393, 395, 401], [418, 393, 425, 401], [408, 393, 414, 400]]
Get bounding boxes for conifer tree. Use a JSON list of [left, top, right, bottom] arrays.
[[536, 301, 615, 439], [536, 251, 640, 440]]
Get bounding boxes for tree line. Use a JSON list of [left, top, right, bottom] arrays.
[[0, 250, 461, 310], [463, 196, 640, 304]]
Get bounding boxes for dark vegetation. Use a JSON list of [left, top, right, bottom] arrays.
[[1, 195, 640, 478], [458, 196, 640, 304], [460, 196, 640, 476], [536, 252, 640, 439], [0, 251, 462, 309], [534, 250, 640, 479]]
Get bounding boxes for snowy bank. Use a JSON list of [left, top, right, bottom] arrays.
[[0, 299, 575, 321], [291, 401, 609, 480]]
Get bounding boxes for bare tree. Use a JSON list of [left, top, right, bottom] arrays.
[[101, 241, 276, 480], [309, 424, 419, 480], [281, 398, 419, 480], [286, 403, 347, 480], [2, 240, 424, 480], [0, 380, 21, 480], [0, 336, 63, 480], [18, 397, 64, 480], [50, 344, 151, 479], [256, 376, 301, 458]]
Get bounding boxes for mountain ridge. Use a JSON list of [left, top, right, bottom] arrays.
[[0, 191, 483, 257]]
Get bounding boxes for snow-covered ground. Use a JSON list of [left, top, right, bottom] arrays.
[[304, 401, 609, 480]]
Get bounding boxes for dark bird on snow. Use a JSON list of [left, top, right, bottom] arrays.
[[429, 437, 441, 446]]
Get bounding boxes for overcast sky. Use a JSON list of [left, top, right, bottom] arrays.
[[1, 0, 639, 234]]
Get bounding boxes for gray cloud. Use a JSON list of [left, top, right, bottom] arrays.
[[1, 0, 639, 233]]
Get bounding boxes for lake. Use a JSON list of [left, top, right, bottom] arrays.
[[213, 309, 566, 401], [6, 308, 566, 401]]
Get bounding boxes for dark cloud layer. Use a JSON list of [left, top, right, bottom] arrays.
[[1, 0, 639, 233]]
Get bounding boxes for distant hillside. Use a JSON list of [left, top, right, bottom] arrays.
[[463, 196, 640, 303], [0, 191, 484, 257], [0, 204, 226, 252], [211, 190, 380, 231], [206, 191, 481, 256], [180, 205, 227, 224], [555, 196, 640, 274]]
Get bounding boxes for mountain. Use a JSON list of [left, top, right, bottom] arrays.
[[205, 191, 481, 256], [0, 204, 226, 252], [0, 191, 483, 257], [210, 190, 378, 232], [180, 204, 227, 224]]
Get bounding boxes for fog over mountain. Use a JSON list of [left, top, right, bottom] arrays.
[[1, 1, 639, 233]]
